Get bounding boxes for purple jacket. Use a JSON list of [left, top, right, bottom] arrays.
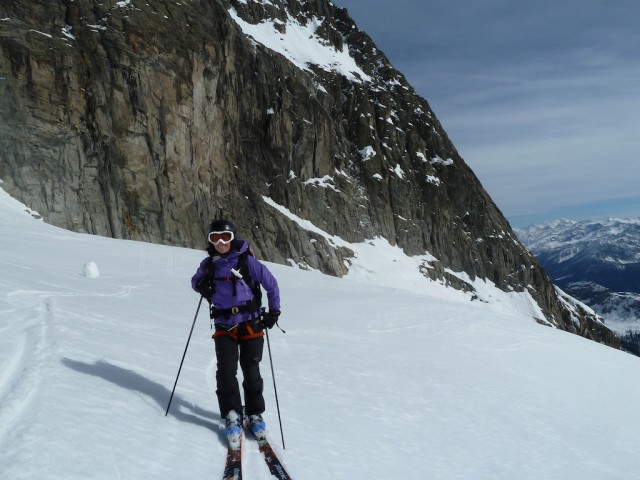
[[191, 240, 280, 326]]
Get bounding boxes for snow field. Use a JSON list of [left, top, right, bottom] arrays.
[[1, 187, 640, 479]]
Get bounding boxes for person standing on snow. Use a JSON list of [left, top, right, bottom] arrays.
[[191, 218, 281, 449]]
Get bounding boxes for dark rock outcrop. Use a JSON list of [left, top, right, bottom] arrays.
[[0, 0, 619, 347]]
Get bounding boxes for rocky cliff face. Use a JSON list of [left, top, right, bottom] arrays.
[[0, 0, 619, 347]]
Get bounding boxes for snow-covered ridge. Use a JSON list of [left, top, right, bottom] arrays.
[[227, 6, 371, 83], [260, 194, 548, 318]]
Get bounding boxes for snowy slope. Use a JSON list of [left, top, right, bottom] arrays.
[[2, 186, 640, 480]]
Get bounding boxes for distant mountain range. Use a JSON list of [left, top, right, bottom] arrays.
[[515, 218, 640, 339]]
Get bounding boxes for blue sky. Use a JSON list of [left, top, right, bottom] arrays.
[[335, 0, 640, 227]]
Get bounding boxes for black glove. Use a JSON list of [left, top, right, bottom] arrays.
[[196, 278, 214, 299], [262, 310, 281, 329]]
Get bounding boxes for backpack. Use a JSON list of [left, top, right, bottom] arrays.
[[204, 245, 263, 318]]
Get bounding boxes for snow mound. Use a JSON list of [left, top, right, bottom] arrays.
[[82, 261, 100, 278]]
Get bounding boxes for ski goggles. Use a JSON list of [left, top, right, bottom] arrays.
[[208, 231, 235, 245]]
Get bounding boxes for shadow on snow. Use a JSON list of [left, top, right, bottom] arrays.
[[61, 357, 227, 445]]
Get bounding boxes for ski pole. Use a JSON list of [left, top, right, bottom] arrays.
[[265, 327, 286, 449], [165, 296, 204, 416]]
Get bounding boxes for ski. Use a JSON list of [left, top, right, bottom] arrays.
[[256, 439, 292, 480], [244, 417, 292, 480], [222, 445, 242, 480]]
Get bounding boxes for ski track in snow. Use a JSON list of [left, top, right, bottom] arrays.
[[0, 291, 52, 453]]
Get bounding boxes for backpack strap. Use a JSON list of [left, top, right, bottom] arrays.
[[235, 249, 263, 309]]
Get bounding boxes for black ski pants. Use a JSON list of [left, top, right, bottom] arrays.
[[213, 321, 265, 419]]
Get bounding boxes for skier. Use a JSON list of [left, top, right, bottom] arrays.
[[191, 219, 281, 449]]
